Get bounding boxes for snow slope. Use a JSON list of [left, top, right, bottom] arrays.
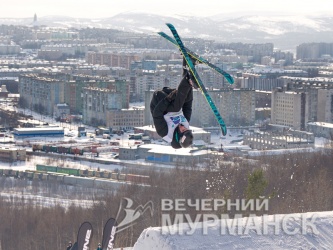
[[133, 211, 333, 250]]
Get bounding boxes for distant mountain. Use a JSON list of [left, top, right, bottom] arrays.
[[1, 12, 333, 51]]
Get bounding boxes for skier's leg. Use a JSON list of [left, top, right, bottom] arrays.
[[165, 76, 192, 112], [150, 90, 167, 115]]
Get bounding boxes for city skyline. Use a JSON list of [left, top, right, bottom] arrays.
[[1, 0, 332, 19]]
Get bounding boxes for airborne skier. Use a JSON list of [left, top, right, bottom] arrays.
[[150, 58, 199, 149]]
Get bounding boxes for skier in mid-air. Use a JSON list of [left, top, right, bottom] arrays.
[[150, 57, 199, 149]]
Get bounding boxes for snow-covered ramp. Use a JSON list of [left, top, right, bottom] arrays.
[[133, 211, 333, 250]]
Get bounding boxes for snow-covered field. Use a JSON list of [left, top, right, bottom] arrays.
[[133, 211, 333, 250]]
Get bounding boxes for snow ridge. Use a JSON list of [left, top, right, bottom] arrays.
[[133, 211, 333, 250]]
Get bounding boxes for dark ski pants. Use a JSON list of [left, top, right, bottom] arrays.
[[150, 76, 193, 114], [165, 77, 192, 113]]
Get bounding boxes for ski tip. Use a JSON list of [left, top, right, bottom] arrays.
[[166, 23, 175, 28], [226, 76, 234, 85]]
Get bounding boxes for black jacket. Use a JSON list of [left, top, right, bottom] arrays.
[[150, 87, 193, 138]]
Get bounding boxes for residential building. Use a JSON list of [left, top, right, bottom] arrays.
[[53, 103, 70, 119], [19, 74, 65, 116], [65, 77, 130, 114], [82, 87, 122, 126], [86, 51, 140, 69], [278, 77, 333, 123], [271, 89, 308, 130], [317, 88, 333, 123], [0, 44, 21, 55], [296, 43, 333, 60], [106, 107, 145, 130]]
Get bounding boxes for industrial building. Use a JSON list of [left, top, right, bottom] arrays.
[[118, 144, 221, 165], [307, 122, 333, 140], [13, 127, 64, 138], [244, 129, 314, 150]]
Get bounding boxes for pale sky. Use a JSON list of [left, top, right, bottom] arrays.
[[0, 0, 332, 18]]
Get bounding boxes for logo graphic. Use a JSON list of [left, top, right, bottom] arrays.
[[170, 116, 181, 125], [115, 198, 154, 233], [170, 115, 186, 125], [83, 229, 92, 250]]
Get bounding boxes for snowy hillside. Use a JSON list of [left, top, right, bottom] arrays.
[[133, 211, 333, 250], [1, 13, 333, 50]]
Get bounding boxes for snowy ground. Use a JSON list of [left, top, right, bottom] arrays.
[[133, 211, 333, 250]]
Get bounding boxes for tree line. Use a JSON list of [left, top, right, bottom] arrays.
[[0, 149, 332, 249]]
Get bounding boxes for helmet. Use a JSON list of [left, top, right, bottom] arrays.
[[179, 130, 193, 148], [171, 126, 193, 149]]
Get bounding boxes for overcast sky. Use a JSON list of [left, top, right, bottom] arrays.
[[1, 0, 332, 18]]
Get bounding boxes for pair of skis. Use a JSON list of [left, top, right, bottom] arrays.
[[159, 23, 234, 136], [70, 218, 117, 250]]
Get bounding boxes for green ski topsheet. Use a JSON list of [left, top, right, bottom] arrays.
[[158, 31, 234, 85]]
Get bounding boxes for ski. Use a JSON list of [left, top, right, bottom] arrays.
[[165, 23, 227, 136], [76, 222, 93, 250], [101, 218, 117, 250], [158, 31, 234, 85], [70, 242, 78, 250]]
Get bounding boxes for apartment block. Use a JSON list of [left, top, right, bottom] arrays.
[[278, 77, 333, 123], [0, 45, 21, 55], [296, 43, 333, 60], [65, 78, 130, 114], [19, 74, 65, 116], [134, 70, 180, 102], [106, 107, 145, 130], [86, 51, 140, 69], [317, 88, 333, 123], [82, 87, 122, 125], [271, 89, 308, 130], [208, 89, 256, 127]]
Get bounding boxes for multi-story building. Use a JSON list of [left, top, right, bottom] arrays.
[[65, 77, 130, 114], [0, 44, 21, 55], [208, 89, 256, 127], [240, 68, 308, 91], [271, 89, 309, 130], [86, 51, 140, 69], [317, 88, 333, 123], [134, 70, 176, 102], [278, 77, 333, 124], [106, 107, 145, 130], [19, 74, 65, 116], [218, 43, 274, 63], [82, 87, 122, 126], [296, 43, 333, 60]]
